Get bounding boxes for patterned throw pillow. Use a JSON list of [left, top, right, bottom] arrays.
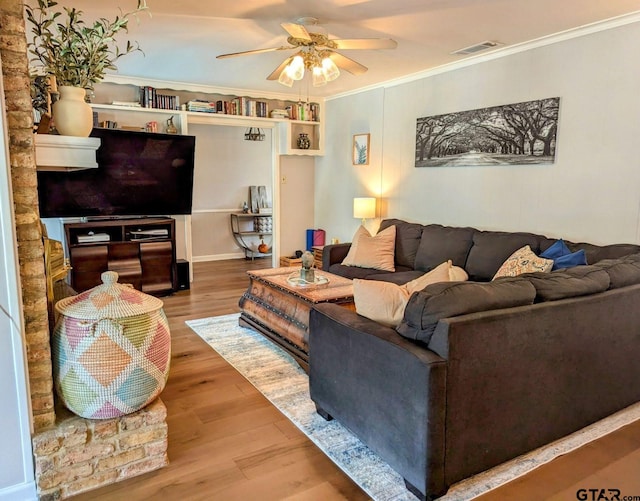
[[492, 245, 554, 280]]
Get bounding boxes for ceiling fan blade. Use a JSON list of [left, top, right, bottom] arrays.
[[281, 22, 311, 41], [217, 46, 291, 59], [267, 57, 293, 80], [332, 38, 398, 50], [328, 52, 368, 75]]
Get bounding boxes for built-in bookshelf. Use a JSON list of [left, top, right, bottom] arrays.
[[90, 81, 324, 156]]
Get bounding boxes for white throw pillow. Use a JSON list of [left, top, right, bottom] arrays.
[[342, 225, 396, 272]]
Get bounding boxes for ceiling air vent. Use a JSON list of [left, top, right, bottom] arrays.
[[451, 40, 502, 55]]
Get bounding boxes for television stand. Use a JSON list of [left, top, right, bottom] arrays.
[[64, 217, 176, 296]]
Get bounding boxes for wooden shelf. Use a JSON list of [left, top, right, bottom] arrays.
[[90, 81, 325, 156], [230, 213, 273, 259]]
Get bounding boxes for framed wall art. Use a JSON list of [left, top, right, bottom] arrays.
[[353, 133, 370, 165], [415, 97, 560, 167]]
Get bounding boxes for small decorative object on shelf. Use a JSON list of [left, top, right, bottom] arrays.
[[258, 239, 269, 254], [165, 115, 178, 134], [244, 127, 265, 141], [242, 201, 249, 213], [297, 132, 311, 149], [25, 0, 149, 137]]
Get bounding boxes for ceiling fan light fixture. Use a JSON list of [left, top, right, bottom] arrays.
[[286, 54, 305, 80], [312, 66, 327, 86], [278, 70, 294, 87], [321, 56, 340, 81]]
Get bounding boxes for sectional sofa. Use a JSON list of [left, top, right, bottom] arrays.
[[309, 219, 640, 500]]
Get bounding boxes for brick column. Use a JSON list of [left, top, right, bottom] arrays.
[[0, 0, 55, 430]]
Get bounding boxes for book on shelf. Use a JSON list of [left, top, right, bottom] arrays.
[[111, 101, 142, 107], [139, 85, 180, 110], [286, 102, 319, 122], [186, 99, 217, 113]]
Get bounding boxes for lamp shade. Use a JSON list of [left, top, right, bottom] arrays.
[[353, 197, 376, 220]]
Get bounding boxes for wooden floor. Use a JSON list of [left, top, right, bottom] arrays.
[[71, 260, 640, 501]]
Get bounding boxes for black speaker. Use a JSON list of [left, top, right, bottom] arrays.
[[176, 259, 190, 290]]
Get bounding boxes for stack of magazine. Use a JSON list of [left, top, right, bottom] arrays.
[[186, 100, 217, 113]]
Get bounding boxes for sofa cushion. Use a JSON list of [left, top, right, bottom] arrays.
[[366, 269, 427, 285], [594, 258, 640, 289], [354, 261, 456, 328], [379, 219, 424, 269], [414, 225, 475, 272], [567, 242, 640, 264], [464, 230, 543, 281], [493, 245, 554, 279], [328, 263, 389, 280], [342, 224, 396, 271], [396, 279, 537, 345], [524, 266, 610, 301]]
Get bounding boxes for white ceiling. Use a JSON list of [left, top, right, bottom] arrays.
[[28, 0, 640, 98]]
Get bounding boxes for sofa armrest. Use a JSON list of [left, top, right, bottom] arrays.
[[321, 243, 351, 270], [309, 303, 447, 498]]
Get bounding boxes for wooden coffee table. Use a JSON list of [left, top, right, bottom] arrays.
[[239, 267, 354, 371]]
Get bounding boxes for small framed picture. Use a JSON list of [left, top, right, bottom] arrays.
[[353, 133, 370, 165]]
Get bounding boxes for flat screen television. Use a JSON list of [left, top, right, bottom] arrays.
[[37, 128, 196, 218]]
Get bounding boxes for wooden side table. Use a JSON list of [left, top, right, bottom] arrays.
[[312, 245, 324, 269]]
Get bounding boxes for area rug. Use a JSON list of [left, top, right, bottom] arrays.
[[186, 313, 640, 501]]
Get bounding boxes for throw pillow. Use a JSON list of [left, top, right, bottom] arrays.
[[353, 279, 409, 328], [540, 239, 571, 259], [492, 245, 553, 280], [341, 225, 370, 264], [403, 260, 452, 294], [354, 260, 470, 327], [540, 239, 588, 270], [552, 249, 587, 270], [342, 225, 396, 272], [449, 265, 469, 282]]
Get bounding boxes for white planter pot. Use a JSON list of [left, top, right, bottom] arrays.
[[52, 86, 93, 137]]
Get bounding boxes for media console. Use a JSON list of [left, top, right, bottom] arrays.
[[64, 217, 177, 296]]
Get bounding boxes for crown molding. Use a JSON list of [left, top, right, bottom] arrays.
[[326, 11, 640, 101], [102, 74, 325, 103]]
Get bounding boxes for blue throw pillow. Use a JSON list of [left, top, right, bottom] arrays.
[[540, 239, 571, 259], [541, 239, 588, 270], [551, 249, 588, 270]]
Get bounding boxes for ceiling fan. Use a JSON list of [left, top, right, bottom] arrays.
[[216, 17, 397, 87]]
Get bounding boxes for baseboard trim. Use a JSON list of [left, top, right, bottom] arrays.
[[192, 253, 245, 262], [0, 480, 37, 501]]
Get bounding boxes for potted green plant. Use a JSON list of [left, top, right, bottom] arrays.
[[25, 0, 149, 136]]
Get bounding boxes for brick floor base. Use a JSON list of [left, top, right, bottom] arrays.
[[33, 398, 168, 500]]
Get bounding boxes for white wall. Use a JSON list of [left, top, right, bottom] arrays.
[[316, 21, 640, 246], [279, 155, 315, 257], [189, 124, 273, 260]]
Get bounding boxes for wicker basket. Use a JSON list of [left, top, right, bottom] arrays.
[[52, 271, 171, 419]]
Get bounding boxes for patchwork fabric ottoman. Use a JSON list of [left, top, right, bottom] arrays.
[[53, 271, 171, 419]]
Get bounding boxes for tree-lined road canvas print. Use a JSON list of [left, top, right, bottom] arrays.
[[415, 97, 559, 167]]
